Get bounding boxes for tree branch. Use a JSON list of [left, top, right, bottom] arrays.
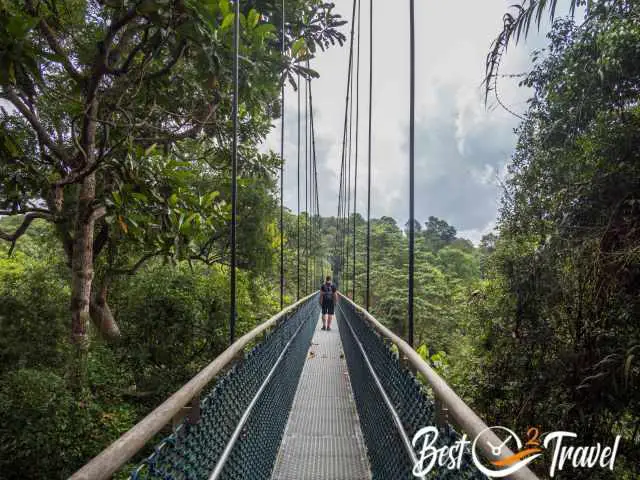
[[105, 25, 151, 76], [54, 158, 103, 187], [93, 4, 140, 80], [105, 5, 140, 49], [144, 40, 187, 80], [38, 18, 85, 83], [1, 89, 68, 160], [0, 207, 52, 216], [0, 212, 52, 255], [109, 250, 164, 275], [85, 5, 140, 113], [188, 253, 225, 266], [88, 205, 107, 223], [132, 102, 219, 144], [106, 41, 145, 76]]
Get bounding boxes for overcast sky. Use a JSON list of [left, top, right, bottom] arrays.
[[262, 1, 564, 243]]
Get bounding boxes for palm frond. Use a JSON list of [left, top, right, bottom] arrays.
[[483, 0, 582, 105]]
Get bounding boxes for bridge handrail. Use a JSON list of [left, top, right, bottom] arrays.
[[341, 294, 539, 480], [70, 292, 315, 480]]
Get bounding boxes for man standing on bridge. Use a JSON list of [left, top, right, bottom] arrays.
[[319, 275, 339, 331]]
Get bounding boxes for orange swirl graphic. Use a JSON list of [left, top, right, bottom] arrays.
[[490, 447, 544, 467]]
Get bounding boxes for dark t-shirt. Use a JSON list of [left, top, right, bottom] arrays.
[[320, 283, 336, 303]]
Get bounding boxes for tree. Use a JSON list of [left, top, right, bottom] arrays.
[[479, 233, 497, 254], [423, 216, 456, 249], [0, 0, 345, 390], [404, 218, 421, 233], [475, 5, 640, 474]]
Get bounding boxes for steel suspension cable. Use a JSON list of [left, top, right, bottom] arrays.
[[279, 0, 285, 310], [304, 74, 309, 295], [308, 77, 314, 290], [352, 0, 361, 301], [336, 0, 357, 288], [229, 0, 240, 343], [345, 43, 355, 297], [309, 81, 320, 284], [366, 0, 373, 311], [335, 136, 346, 282], [335, 111, 346, 281], [339, 149, 346, 271], [296, 72, 301, 300], [408, 0, 416, 346], [307, 71, 316, 289], [338, 124, 348, 287]]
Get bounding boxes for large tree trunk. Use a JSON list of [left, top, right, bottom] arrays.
[[90, 280, 121, 341], [69, 91, 103, 393], [70, 172, 97, 392]]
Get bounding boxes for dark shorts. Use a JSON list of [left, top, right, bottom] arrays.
[[321, 301, 335, 315]]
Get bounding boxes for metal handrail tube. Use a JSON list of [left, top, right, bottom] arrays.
[[70, 293, 315, 480], [340, 295, 539, 480], [338, 304, 425, 480], [208, 307, 311, 480]]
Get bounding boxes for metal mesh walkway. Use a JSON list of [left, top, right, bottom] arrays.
[[271, 314, 371, 480]]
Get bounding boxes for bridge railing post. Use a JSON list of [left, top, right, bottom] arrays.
[[187, 393, 201, 425], [434, 396, 449, 428], [400, 353, 417, 375], [172, 393, 202, 443]]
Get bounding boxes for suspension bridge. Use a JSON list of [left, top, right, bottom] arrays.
[[70, 0, 540, 479], [71, 294, 538, 480]]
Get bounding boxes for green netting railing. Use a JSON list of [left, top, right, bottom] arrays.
[[337, 300, 485, 480], [131, 299, 319, 480]]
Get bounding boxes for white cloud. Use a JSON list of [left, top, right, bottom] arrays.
[[262, 0, 565, 239], [459, 220, 498, 246]]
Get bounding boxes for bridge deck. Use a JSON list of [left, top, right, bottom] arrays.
[[271, 314, 371, 480]]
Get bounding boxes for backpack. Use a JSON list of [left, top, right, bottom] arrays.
[[321, 283, 335, 302]]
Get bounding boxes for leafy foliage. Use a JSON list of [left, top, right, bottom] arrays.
[[475, 4, 640, 477], [0, 0, 345, 474], [329, 214, 481, 384], [0, 0, 346, 392], [0, 217, 287, 478]]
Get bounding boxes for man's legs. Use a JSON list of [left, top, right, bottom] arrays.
[[321, 302, 327, 330], [326, 303, 334, 330]]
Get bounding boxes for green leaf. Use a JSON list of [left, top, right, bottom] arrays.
[[291, 38, 306, 58], [221, 12, 234, 31], [295, 65, 320, 79], [7, 62, 15, 84], [219, 0, 230, 16], [184, 213, 198, 228], [247, 9, 260, 28], [131, 193, 148, 203], [416, 344, 429, 361], [203, 191, 220, 207], [254, 23, 276, 39], [144, 143, 158, 155]]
